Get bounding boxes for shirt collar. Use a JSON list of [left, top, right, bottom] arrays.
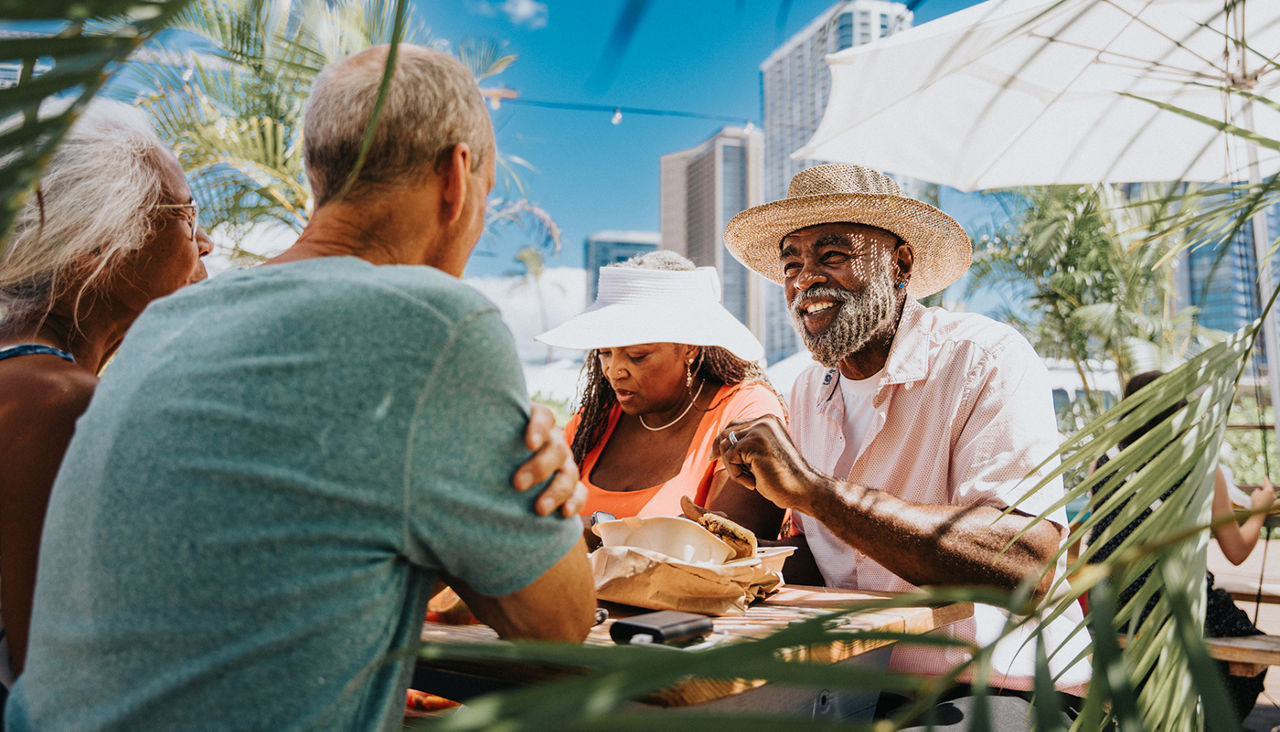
[[816, 297, 931, 403]]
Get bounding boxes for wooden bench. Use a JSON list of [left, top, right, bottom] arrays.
[[1119, 633, 1280, 675], [1205, 635, 1280, 676]]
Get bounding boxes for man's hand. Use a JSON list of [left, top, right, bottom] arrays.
[[716, 416, 1059, 598], [514, 403, 585, 517], [713, 415, 832, 514]]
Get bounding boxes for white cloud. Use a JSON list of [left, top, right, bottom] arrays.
[[469, 0, 548, 29], [501, 0, 548, 28]]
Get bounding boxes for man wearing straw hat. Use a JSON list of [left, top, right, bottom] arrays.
[[719, 164, 1090, 722]]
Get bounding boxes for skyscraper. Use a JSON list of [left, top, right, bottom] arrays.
[[582, 231, 660, 306], [1179, 202, 1280, 366], [757, 0, 913, 362], [660, 126, 766, 344], [760, 0, 913, 202]]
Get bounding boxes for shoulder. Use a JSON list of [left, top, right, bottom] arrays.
[[0, 361, 97, 451], [717, 381, 785, 417], [179, 259, 501, 327], [922, 307, 1032, 353], [564, 410, 582, 443], [918, 307, 1043, 375], [0, 360, 97, 420]]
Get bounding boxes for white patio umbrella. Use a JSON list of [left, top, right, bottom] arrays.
[[796, 0, 1280, 191], [796, 0, 1280, 435], [800, 0, 1280, 620]]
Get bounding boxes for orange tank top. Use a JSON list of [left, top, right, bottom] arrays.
[[566, 382, 785, 518]]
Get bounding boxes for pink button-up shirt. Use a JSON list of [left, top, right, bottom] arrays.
[[791, 298, 1091, 693]]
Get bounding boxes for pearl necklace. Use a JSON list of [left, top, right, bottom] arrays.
[[638, 380, 705, 432]]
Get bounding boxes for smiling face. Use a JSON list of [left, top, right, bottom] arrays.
[[596, 342, 699, 416], [780, 222, 910, 369]]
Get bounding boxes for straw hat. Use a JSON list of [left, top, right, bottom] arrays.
[[535, 266, 764, 362], [723, 164, 971, 298]]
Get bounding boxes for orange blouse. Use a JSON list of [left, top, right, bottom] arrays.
[[566, 382, 786, 518]]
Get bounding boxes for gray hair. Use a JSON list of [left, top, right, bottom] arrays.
[[304, 44, 495, 206], [0, 101, 170, 319]]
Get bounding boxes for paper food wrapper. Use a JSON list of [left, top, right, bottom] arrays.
[[590, 545, 783, 616]]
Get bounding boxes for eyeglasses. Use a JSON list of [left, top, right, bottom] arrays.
[[155, 201, 200, 240]]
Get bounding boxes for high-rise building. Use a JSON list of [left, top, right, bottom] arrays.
[[1178, 202, 1280, 366], [760, 0, 912, 203], [756, 0, 913, 362], [659, 126, 766, 344], [582, 231, 660, 306]]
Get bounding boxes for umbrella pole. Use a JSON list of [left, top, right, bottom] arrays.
[[1244, 88, 1279, 619], [1245, 101, 1279, 475]]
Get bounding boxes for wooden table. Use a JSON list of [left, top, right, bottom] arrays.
[[413, 586, 972, 716]]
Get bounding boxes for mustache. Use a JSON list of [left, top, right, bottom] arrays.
[[791, 286, 853, 315]]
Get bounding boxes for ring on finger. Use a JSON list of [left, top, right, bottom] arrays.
[[728, 431, 739, 447]]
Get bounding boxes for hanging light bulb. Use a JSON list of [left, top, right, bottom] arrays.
[[610, 108, 622, 125]]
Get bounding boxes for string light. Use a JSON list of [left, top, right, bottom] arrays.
[[495, 96, 754, 128]]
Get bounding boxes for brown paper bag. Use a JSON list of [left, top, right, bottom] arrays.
[[590, 545, 783, 616]]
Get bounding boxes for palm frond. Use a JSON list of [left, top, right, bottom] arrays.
[[0, 0, 192, 249]]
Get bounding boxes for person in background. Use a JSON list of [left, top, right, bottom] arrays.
[[5, 45, 593, 730], [536, 251, 786, 540], [0, 102, 214, 699], [1087, 369, 1273, 722]]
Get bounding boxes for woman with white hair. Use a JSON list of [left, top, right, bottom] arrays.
[[0, 101, 213, 690]]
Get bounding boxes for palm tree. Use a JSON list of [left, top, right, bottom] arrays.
[[508, 246, 565, 364], [969, 184, 1224, 415], [0, 0, 196, 250], [8, 2, 1275, 728], [130, 0, 555, 263]]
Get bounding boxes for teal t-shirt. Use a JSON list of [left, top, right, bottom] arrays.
[[6, 257, 581, 730]]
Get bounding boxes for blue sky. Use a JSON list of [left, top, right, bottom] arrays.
[[406, 0, 995, 277]]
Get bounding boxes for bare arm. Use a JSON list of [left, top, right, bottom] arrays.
[[1212, 469, 1273, 566], [715, 415, 1060, 599], [0, 369, 96, 673], [443, 538, 595, 641]]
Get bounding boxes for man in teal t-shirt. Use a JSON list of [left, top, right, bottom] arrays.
[[6, 46, 594, 730]]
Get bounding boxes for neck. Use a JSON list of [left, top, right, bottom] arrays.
[[837, 295, 907, 380], [268, 184, 463, 274], [638, 379, 707, 430], [0, 305, 135, 373]]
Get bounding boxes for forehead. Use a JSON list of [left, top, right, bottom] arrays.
[[600, 342, 675, 353], [153, 147, 192, 202], [779, 222, 897, 254]]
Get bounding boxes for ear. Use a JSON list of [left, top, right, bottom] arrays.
[[683, 345, 701, 364], [894, 241, 914, 283], [440, 142, 474, 226]]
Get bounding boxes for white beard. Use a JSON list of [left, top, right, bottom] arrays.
[[789, 254, 896, 368]]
